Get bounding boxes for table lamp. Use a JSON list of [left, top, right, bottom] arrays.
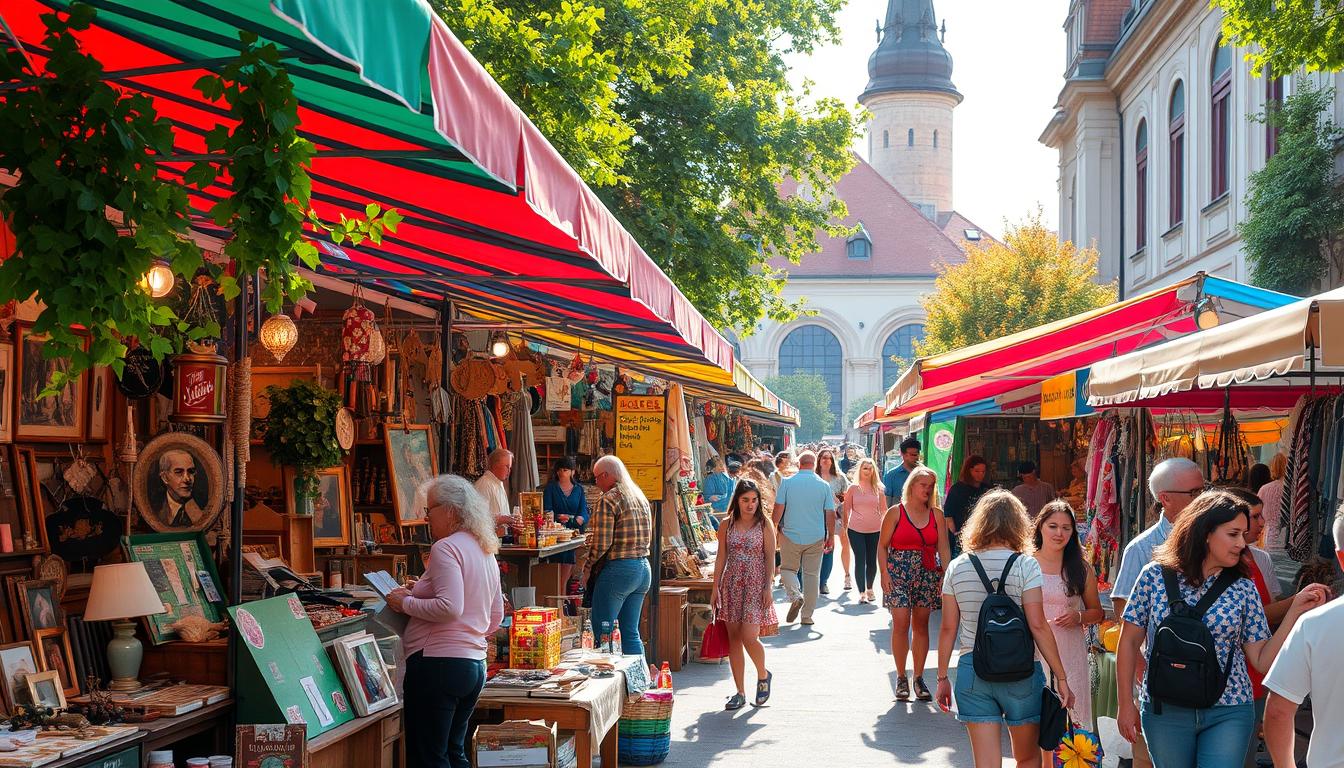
[[82, 562, 167, 691]]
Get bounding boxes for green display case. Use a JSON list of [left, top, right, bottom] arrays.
[[229, 594, 355, 738], [122, 532, 226, 644]]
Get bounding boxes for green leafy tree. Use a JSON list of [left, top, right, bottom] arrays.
[[1215, 0, 1344, 74], [845, 391, 884, 429], [432, 0, 862, 331], [916, 210, 1116, 357], [1241, 83, 1344, 295], [765, 373, 834, 442]]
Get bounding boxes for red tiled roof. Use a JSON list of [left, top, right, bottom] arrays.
[[774, 154, 967, 277], [937, 210, 999, 249]]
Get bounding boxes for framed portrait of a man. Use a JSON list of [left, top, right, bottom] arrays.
[[132, 432, 224, 533]]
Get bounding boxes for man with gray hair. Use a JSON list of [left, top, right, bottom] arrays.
[[579, 455, 653, 655], [1110, 456, 1205, 768], [1263, 506, 1343, 768], [474, 449, 516, 527], [157, 449, 203, 528], [772, 450, 835, 626]]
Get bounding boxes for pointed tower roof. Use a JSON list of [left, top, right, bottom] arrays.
[[860, 0, 962, 103]]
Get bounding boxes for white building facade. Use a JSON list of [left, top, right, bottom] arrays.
[[1041, 0, 1342, 296]]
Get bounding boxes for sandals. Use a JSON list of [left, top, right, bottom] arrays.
[[895, 675, 910, 700], [913, 676, 932, 701], [754, 671, 773, 706], [843, 576, 853, 591], [725, 693, 746, 710]]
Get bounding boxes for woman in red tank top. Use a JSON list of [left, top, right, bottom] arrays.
[[879, 465, 952, 702]]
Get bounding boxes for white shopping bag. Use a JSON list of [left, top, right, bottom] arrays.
[[1096, 716, 1130, 767]]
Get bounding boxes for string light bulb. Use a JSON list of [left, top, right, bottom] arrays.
[[1195, 297, 1220, 330], [138, 260, 175, 298], [260, 313, 298, 362], [490, 332, 510, 358]]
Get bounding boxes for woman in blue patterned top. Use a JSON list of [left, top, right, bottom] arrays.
[[542, 457, 588, 593], [1116, 490, 1328, 767]]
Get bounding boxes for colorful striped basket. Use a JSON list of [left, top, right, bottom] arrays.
[[618, 689, 673, 765]]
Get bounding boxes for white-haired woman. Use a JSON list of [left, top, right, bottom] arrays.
[[387, 475, 504, 768], [578, 455, 654, 655]]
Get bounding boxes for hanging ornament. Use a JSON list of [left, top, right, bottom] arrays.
[[181, 274, 222, 354], [260, 313, 298, 362], [341, 288, 380, 381]]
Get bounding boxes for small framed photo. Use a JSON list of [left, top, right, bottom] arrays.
[[86, 366, 111, 442], [288, 466, 352, 548], [0, 642, 38, 712], [334, 633, 398, 716], [0, 341, 13, 443], [33, 628, 77, 697], [18, 578, 61, 635], [24, 669, 64, 710]]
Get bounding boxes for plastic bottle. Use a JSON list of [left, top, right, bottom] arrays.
[[581, 620, 594, 650], [611, 620, 622, 652], [600, 621, 613, 653], [659, 661, 672, 688]]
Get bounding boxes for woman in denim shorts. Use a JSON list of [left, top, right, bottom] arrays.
[[934, 490, 1075, 767]]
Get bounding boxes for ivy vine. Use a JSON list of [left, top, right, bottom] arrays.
[[0, 4, 204, 393]]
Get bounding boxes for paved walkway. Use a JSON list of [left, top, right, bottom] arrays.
[[661, 584, 1008, 767]]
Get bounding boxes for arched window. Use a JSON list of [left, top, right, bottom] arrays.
[[1169, 80, 1186, 227], [907, 128, 914, 147], [1266, 66, 1283, 158], [883, 130, 890, 149], [882, 324, 925, 389], [933, 130, 939, 149], [779, 325, 842, 432], [1136, 119, 1148, 250], [1211, 41, 1232, 198]]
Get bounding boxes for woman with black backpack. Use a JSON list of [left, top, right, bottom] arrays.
[[934, 490, 1075, 767], [1116, 490, 1329, 767]]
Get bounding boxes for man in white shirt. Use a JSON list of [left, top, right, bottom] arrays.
[[474, 449, 516, 526], [1263, 508, 1344, 768]]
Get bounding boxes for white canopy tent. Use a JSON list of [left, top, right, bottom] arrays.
[[1087, 287, 1344, 406]]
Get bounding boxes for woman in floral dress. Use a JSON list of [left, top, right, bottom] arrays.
[[711, 479, 778, 710]]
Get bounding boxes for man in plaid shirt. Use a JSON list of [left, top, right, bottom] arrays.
[[578, 455, 653, 655]]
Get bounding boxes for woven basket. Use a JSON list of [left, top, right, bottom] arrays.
[[619, 717, 671, 737], [622, 691, 673, 721], [618, 733, 671, 765]]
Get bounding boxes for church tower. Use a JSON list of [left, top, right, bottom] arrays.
[[860, 0, 962, 219]]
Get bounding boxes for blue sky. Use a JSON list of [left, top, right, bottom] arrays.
[[787, 0, 1066, 237]]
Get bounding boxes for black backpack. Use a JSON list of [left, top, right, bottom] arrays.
[[1147, 567, 1239, 712], [969, 553, 1036, 682]]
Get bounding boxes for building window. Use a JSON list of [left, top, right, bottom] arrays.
[[1169, 80, 1185, 227], [1266, 68, 1283, 158], [779, 325, 843, 432], [883, 130, 889, 149], [908, 128, 914, 147], [882, 324, 925, 389], [933, 130, 939, 148], [1211, 41, 1232, 199], [1136, 119, 1148, 250], [963, 228, 981, 241]]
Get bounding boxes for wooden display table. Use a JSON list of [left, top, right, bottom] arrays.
[[474, 671, 626, 767], [660, 575, 713, 605], [497, 537, 586, 587], [307, 704, 404, 768], [31, 699, 232, 768]]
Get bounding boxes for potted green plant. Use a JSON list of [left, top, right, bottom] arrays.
[[259, 380, 346, 516]]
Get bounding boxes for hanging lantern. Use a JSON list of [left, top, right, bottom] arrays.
[[170, 351, 227, 423], [341, 293, 379, 382], [367, 327, 387, 366], [260, 313, 298, 362], [138, 259, 175, 298]]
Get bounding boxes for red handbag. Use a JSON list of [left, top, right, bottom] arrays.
[[699, 615, 730, 660]]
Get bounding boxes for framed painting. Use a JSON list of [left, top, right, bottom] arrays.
[[131, 432, 224, 533], [14, 323, 86, 441], [334, 633, 398, 716], [17, 578, 60, 636], [9, 446, 42, 552], [86, 365, 111, 442], [0, 642, 38, 712], [384, 425, 436, 527], [287, 466, 351, 548], [0, 341, 12, 443], [32, 628, 77, 697]]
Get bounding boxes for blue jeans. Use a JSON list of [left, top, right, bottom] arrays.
[[820, 549, 833, 589], [1140, 700, 1254, 768], [589, 557, 651, 656], [404, 653, 485, 768]]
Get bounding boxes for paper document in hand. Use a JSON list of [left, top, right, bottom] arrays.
[[364, 570, 401, 596]]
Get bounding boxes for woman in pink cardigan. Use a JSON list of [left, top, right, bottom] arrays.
[[387, 475, 504, 768]]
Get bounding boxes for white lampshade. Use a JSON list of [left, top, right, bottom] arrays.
[[83, 562, 167, 622]]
